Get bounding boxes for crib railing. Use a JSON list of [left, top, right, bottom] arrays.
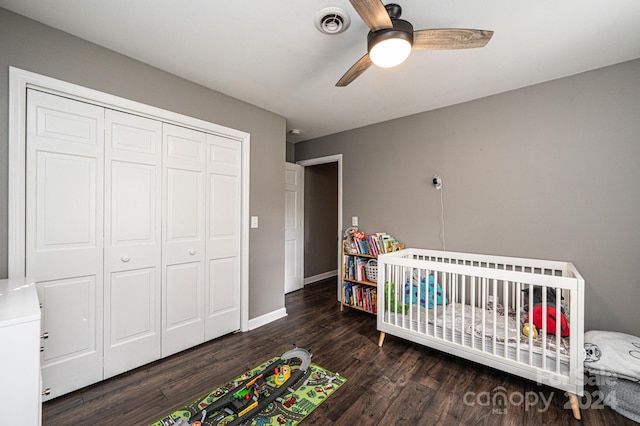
[[377, 248, 585, 395]]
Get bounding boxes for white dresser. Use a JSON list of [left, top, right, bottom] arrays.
[[0, 277, 41, 425]]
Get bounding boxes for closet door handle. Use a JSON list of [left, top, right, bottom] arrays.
[[121, 255, 131, 262], [188, 249, 196, 256]]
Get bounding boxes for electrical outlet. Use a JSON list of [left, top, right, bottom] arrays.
[[352, 216, 358, 226]]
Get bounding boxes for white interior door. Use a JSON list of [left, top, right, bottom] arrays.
[[162, 123, 206, 357], [104, 109, 162, 378], [205, 134, 241, 339], [284, 163, 303, 293], [26, 89, 105, 400]]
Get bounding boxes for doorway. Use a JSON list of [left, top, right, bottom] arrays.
[[297, 155, 343, 301]]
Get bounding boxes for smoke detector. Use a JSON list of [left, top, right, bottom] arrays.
[[314, 7, 350, 35]]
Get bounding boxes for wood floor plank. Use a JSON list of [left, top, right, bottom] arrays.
[[378, 380, 436, 425], [42, 279, 637, 425], [331, 383, 394, 425]]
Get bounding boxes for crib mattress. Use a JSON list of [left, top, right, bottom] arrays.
[[383, 303, 571, 376]]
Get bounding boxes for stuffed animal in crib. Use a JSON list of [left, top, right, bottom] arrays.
[[526, 305, 570, 337], [522, 323, 538, 339], [384, 282, 409, 314], [404, 275, 447, 309], [522, 286, 570, 337]]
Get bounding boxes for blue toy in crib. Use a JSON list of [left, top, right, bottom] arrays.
[[404, 275, 447, 308]]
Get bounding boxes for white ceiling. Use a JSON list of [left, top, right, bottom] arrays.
[[3, 0, 640, 142]]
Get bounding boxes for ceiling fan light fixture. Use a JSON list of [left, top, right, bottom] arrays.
[[369, 37, 411, 68], [367, 19, 413, 68]]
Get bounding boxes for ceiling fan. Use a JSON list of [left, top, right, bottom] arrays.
[[336, 0, 494, 86]]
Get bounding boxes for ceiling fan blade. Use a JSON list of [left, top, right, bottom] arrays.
[[336, 53, 373, 87], [349, 0, 392, 31], [413, 29, 494, 50]]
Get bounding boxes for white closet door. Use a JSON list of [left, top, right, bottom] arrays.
[[104, 110, 162, 378], [284, 163, 303, 293], [26, 89, 105, 400], [205, 134, 242, 340], [162, 123, 206, 357]]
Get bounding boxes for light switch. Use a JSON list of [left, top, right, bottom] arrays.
[[251, 216, 259, 228], [352, 216, 358, 226]]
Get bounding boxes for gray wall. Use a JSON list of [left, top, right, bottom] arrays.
[[304, 163, 338, 279], [0, 9, 286, 320], [296, 59, 640, 336], [286, 142, 295, 163]]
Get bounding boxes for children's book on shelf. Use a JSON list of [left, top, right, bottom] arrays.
[[343, 256, 368, 281], [349, 230, 404, 256], [343, 281, 377, 313]]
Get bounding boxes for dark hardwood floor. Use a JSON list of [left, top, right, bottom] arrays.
[[43, 279, 635, 425]]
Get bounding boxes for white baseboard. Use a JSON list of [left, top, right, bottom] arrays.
[[248, 307, 288, 331], [303, 270, 338, 285]]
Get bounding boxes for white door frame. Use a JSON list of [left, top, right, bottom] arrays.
[[296, 155, 343, 301], [8, 66, 251, 332]]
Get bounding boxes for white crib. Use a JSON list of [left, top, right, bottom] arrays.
[[377, 248, 585, 419]]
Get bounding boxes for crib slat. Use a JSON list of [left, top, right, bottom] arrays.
[[542, 286, 547, 370], [471, 276, 476, 350], [461, 275, 466, 346], [515, 281, 521, 363], [555, 286, 561, 373], [401, 266, 407, 330], [451, 273, 456, 343], [441, 272, 447, 340], [395, 264, 401, 327], [416, 268, 421, 333], [528, 284, 534, 366], [492, 278, 497, 356], [481, 277, 487, 353], [412, 268, 420, 331], [431, 271, 437, 338], [503, 280, 509, 359]]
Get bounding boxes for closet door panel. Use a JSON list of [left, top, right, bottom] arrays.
[[106, 268, 156, 377], [31, 93, 101, 154], [206, 257, 239, 338], [32, 152, 99, 275], [110, 161, 155, 244], [205, 135, 241, 339], [207, 174, 240, 256], [39, 277, 97, 362], [164, 168, 202, 259], [109, 269, 155, 341], [165, 263, 201, 331], [162, 124, 206, 357], [37, 276, 102, 400], [26, 89, 104, 401], [104, 110, 161, 378]]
